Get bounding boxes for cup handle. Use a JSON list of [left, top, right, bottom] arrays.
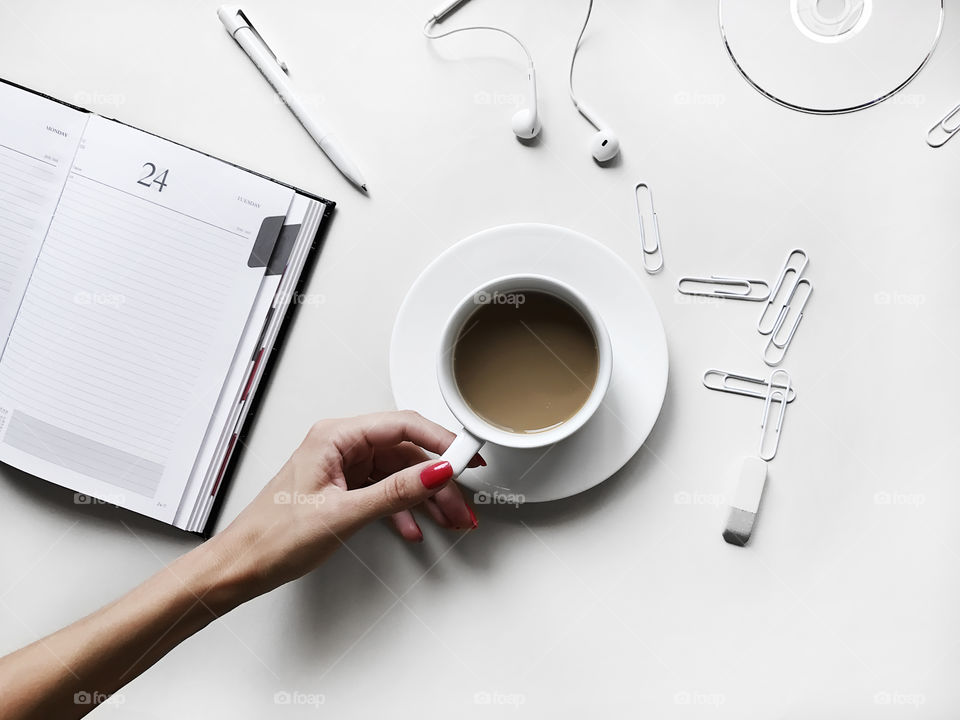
[[441, 430, 485, 477]]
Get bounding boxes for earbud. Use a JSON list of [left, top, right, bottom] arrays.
[[511, 64, 541, 140], [589, 128, 620, 163], [569, 0, 620, 163], [577, 102, 620, 162], [428, 0, 618, 159], [511, 108, 541, 140], [424, 4, 542, 142]]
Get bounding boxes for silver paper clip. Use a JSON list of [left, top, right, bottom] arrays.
[[703, 369, 797, 403], [678, 275, 770, 301], [759, 370, 791, 461], [927, 102, 960, 148], [764, 279, 813, 366], [634, 183, 663, 274], [758, 249, 808, 334]]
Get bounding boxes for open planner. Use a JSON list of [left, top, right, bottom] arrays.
[[0, 78, 333, 534]]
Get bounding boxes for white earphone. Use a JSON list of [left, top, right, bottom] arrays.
[[569, 0, 621, 162], [510, 63, 541, 140], [425, 0, 541, 141], [425, 0, 619, 161]]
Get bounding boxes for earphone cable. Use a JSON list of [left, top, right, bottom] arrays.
[[569, 0, 597, 129], [423, 18, 535, 68]]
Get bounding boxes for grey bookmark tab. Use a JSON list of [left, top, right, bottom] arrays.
[[266, 222, 301, 276], [247, 215, 285, 269]]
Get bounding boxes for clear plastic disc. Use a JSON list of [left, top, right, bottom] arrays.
[[719, 0, 944, 114]]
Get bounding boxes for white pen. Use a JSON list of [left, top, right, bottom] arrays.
[[217, 5, 368, 192]]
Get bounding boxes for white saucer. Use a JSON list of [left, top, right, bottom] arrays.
[[389, 223, 668, 502]]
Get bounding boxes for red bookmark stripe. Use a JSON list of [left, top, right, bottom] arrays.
[[242, 348, 265, 401], [210, 434, 239, 496]]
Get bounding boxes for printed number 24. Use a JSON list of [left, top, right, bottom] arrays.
[[138, 163, 169, 192]]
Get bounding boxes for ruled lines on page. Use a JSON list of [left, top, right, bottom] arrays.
[[177, 194, 324, 531], [0, 177, 248, 492], [0, 115, 294, 522], [0, 146, 55, 296], [0, 81, 88, 347]]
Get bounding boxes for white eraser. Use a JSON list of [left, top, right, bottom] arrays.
[[723, 456, 768, 546]]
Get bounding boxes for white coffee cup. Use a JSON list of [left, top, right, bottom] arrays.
[[436, 273, 613, 476]]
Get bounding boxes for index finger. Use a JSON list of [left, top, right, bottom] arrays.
[[331, 410, 456, 466]]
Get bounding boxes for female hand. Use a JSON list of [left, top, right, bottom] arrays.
[[0, 411, 482, 720], [216, 410, 483, 600]]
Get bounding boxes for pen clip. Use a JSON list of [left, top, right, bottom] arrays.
[[235, 8, 289, 73]]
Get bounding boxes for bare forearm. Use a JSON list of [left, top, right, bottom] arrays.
[[0, 529, 256, 720], [0, 412, 478, 718]]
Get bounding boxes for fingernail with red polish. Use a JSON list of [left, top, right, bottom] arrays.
[[477, 455, 487, 467], [466, 505, 478, 529], [421, 460, 453, 489]]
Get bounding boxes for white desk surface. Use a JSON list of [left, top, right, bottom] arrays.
[[2, 1, 960, 717]]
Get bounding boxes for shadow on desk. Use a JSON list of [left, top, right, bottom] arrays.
[[0, 464, 194, 547], [280, 380, 678, 665]]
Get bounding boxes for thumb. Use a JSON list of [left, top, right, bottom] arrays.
[[349, 459, 454, 523]]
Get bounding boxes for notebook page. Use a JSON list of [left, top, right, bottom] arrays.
[[188, 198, 327, 534], [0, 82, 88, 345], [0, 115, 294, 523], [173, 245, 283, 528], [177, 194, 325, 531]]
